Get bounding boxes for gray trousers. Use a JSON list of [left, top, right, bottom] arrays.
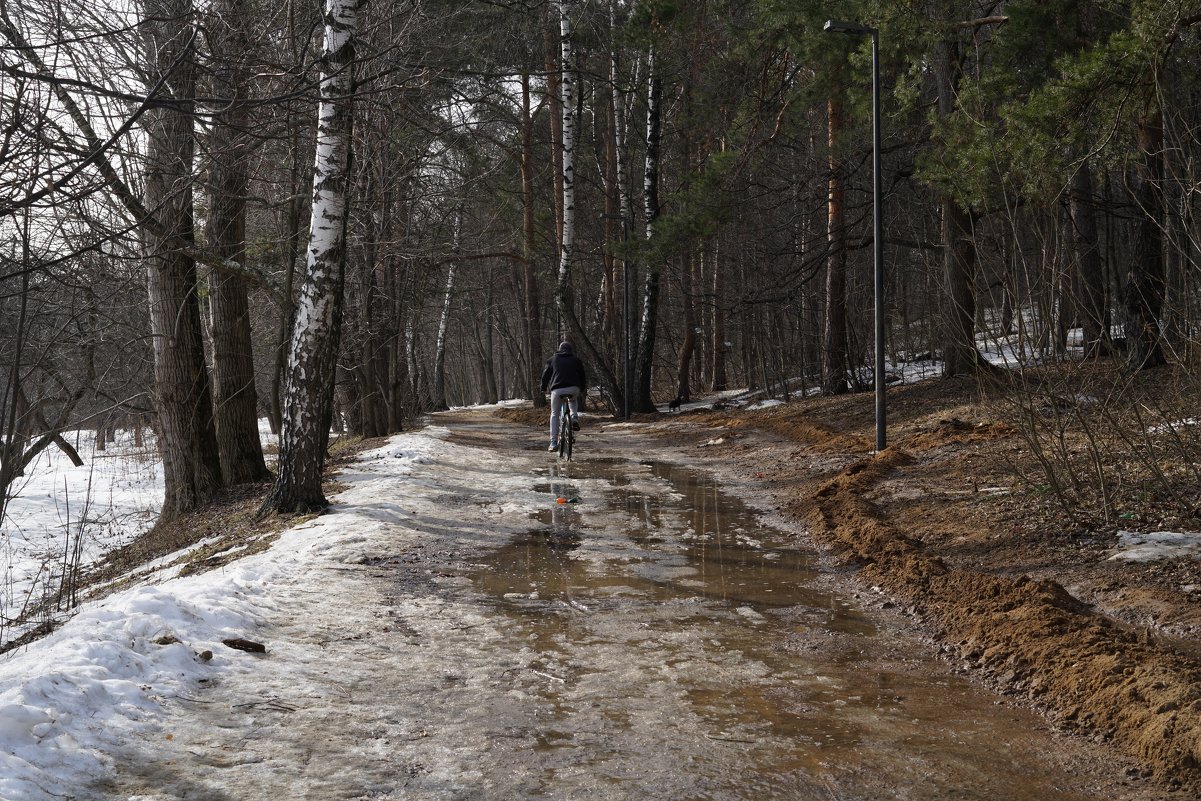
[[549, 387, 580, 441]]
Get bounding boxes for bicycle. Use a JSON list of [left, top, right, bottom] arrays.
[[556, 394, 576, 461]]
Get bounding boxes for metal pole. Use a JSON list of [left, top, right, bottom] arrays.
[[871, 30, 886, 452]]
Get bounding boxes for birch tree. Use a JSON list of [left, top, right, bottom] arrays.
[[632, 39, 662, 412], [552, 0, 622, 411], [262, 0, 359, 514], [431, 208, 461, 411]]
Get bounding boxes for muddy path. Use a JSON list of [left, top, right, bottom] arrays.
[[102, 410, 1167, 800], [377, 413, 1162, 801]]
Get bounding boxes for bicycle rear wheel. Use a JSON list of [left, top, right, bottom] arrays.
[[558, 405, 573, 460]]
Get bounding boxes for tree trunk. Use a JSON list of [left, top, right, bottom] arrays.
[[261, 0, 359, 514], [432, 212, 460, 411], [602, 78, 621, 368], [143, 0, 223, 521], [271, 130, 306, 436], [519, 72, 545, 408], [387, 184, 411, 432], [0, 256, 32, 514], [553, 0, 622, 412], [711, 238, 727, 392], [823, 97, 849, 394], [545, 14, 565, 257], [934, 36, 985, 378], [1068, 161, 1109, 356], [553, 0, 578, 347], [1125, 110, 1167, 371], [480, 266, 499, 404], [675, 249, 697, 402], [634, 44, 662, 413], [207, 0, 269, 483], [940, 197, 980, 376]]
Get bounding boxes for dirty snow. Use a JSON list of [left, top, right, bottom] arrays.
[[1108, 530, 1201, 562], [0, 426, 544, 800]]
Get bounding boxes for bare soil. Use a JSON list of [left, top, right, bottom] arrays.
[[502, 370, 1201, 793]]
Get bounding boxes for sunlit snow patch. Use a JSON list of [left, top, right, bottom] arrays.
[[1108, 530, 1201, 562], [1147, 418, 1199, 435]]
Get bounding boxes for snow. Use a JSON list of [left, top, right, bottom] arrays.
[[1108, 530, 1201, 562], [0, 425, 543, 800], [2, 429, 162, 642], [1147, 418, 1199, 435], [2, 421, 283, 646]]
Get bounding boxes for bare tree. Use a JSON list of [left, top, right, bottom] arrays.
[[205, 0, 270, 483], [262, 0, 360, 514], [142, 0, 223, 519]]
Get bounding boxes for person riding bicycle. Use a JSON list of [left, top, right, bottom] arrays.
[[540, 340, 586, 452]]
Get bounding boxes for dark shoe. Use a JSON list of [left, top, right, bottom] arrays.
[[570, 414, 580, 431]]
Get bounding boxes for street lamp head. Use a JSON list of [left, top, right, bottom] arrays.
[[823, 19, 876, 36]]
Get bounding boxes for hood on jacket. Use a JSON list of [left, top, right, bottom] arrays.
[[557, 341, 574, 355]]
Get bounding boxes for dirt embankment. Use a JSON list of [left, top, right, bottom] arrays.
[[793, 439, 1201, 792], [502, 375, 1201, 791]]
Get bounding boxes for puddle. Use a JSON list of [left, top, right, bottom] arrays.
[[478, 459, 856, 622], [462, 457, 1117, 799]]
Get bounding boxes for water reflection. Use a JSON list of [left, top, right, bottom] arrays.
[[472, 458, 859, 623], [448, 424, 1132, 800]]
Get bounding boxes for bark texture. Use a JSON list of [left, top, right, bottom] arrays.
[[262, 0, 358, 514], [143, 0, 223, 520], [207, 0, 269, 484], [1068, 161, 1110, 357], [823, 97, 849, 395]]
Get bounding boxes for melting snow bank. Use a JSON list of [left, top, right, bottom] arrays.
[[0, 426, 512, 801], [1108, 530, 1201, 562]]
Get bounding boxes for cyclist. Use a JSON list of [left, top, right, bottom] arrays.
[[540, 340, 586, 452]]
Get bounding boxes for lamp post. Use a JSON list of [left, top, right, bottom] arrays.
[[824, 19, 886, 452]]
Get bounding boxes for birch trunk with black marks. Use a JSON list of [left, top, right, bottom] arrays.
[[262, 0, 358, 514], [432, 210, 461, 411], [553, 0, 621, 412], [143, 0, 223, 521], [633, 43, 662, 413]]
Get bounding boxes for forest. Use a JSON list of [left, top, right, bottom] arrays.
[[0, 0, 1199, 522]]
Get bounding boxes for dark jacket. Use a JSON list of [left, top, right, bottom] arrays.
[[540, 342, 587, 394]]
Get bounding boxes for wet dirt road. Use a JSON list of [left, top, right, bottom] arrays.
[[415, 418, 1149, 800], [102, 411, 1163, 800]]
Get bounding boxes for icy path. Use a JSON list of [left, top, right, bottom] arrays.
[[0, 425, 535, 800]]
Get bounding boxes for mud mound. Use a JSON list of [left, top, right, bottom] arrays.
[[495, 406, 545, 427], [898, 417, 1015, 451], [792, 449, 1201, 790]]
